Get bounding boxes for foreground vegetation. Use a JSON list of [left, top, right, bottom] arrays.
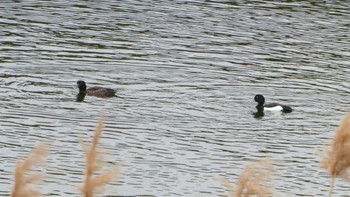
[[11, 117, 121, 197], [10, 111, 350, 196]]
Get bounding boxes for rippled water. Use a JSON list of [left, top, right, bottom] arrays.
[[1, 0, 350, 196]]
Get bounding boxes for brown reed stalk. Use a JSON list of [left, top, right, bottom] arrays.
[[221, 161, 274, 197], [321, 110, 350, 197], [11, 143, 47, 197], [80, 116, 121, 197]]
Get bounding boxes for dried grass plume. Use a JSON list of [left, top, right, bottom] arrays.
[[11, 143, 47, 197], [221, 161, 274, 197], [80, 116, 121, 197], [321, 110, 350, 197]]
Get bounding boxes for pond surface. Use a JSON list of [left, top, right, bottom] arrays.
[[1, 0, 350, 196]]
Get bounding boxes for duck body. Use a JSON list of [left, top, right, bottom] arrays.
[[77, 80, 116, 97], [254, 94, 292, 113]]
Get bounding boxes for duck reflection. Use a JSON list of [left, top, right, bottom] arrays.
[[76, 93, 86, 102], [253, 110, 264, 119]]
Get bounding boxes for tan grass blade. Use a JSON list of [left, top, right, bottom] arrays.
[[328, 177, 335, 197], [11, 143, 47, 197], [321, 111, 350, 197], [81, 116, 121, 197]]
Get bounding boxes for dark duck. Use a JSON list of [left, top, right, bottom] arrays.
[[77, 80, 116, 98], [254, 94, 292, 113]]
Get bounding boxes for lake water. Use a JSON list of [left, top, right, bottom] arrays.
[[1, 0, 350, 196]]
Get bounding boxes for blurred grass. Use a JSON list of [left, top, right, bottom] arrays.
[[220, 161, 275, 197], [80, 116, 121, 197], [11, 111, 350, 196], [321, 110, 350, 197], [11, 143, 47, 197]]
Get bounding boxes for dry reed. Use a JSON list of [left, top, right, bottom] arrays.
[[321, 110, 350, 197], [80, 116, 121, 197], [221, 161, 274, 197], [11, 143, 47, 197]]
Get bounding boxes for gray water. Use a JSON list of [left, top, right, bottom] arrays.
[[1, 0, 350, 196]]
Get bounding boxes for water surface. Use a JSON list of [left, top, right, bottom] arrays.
[[1, 1, 350, 196]]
